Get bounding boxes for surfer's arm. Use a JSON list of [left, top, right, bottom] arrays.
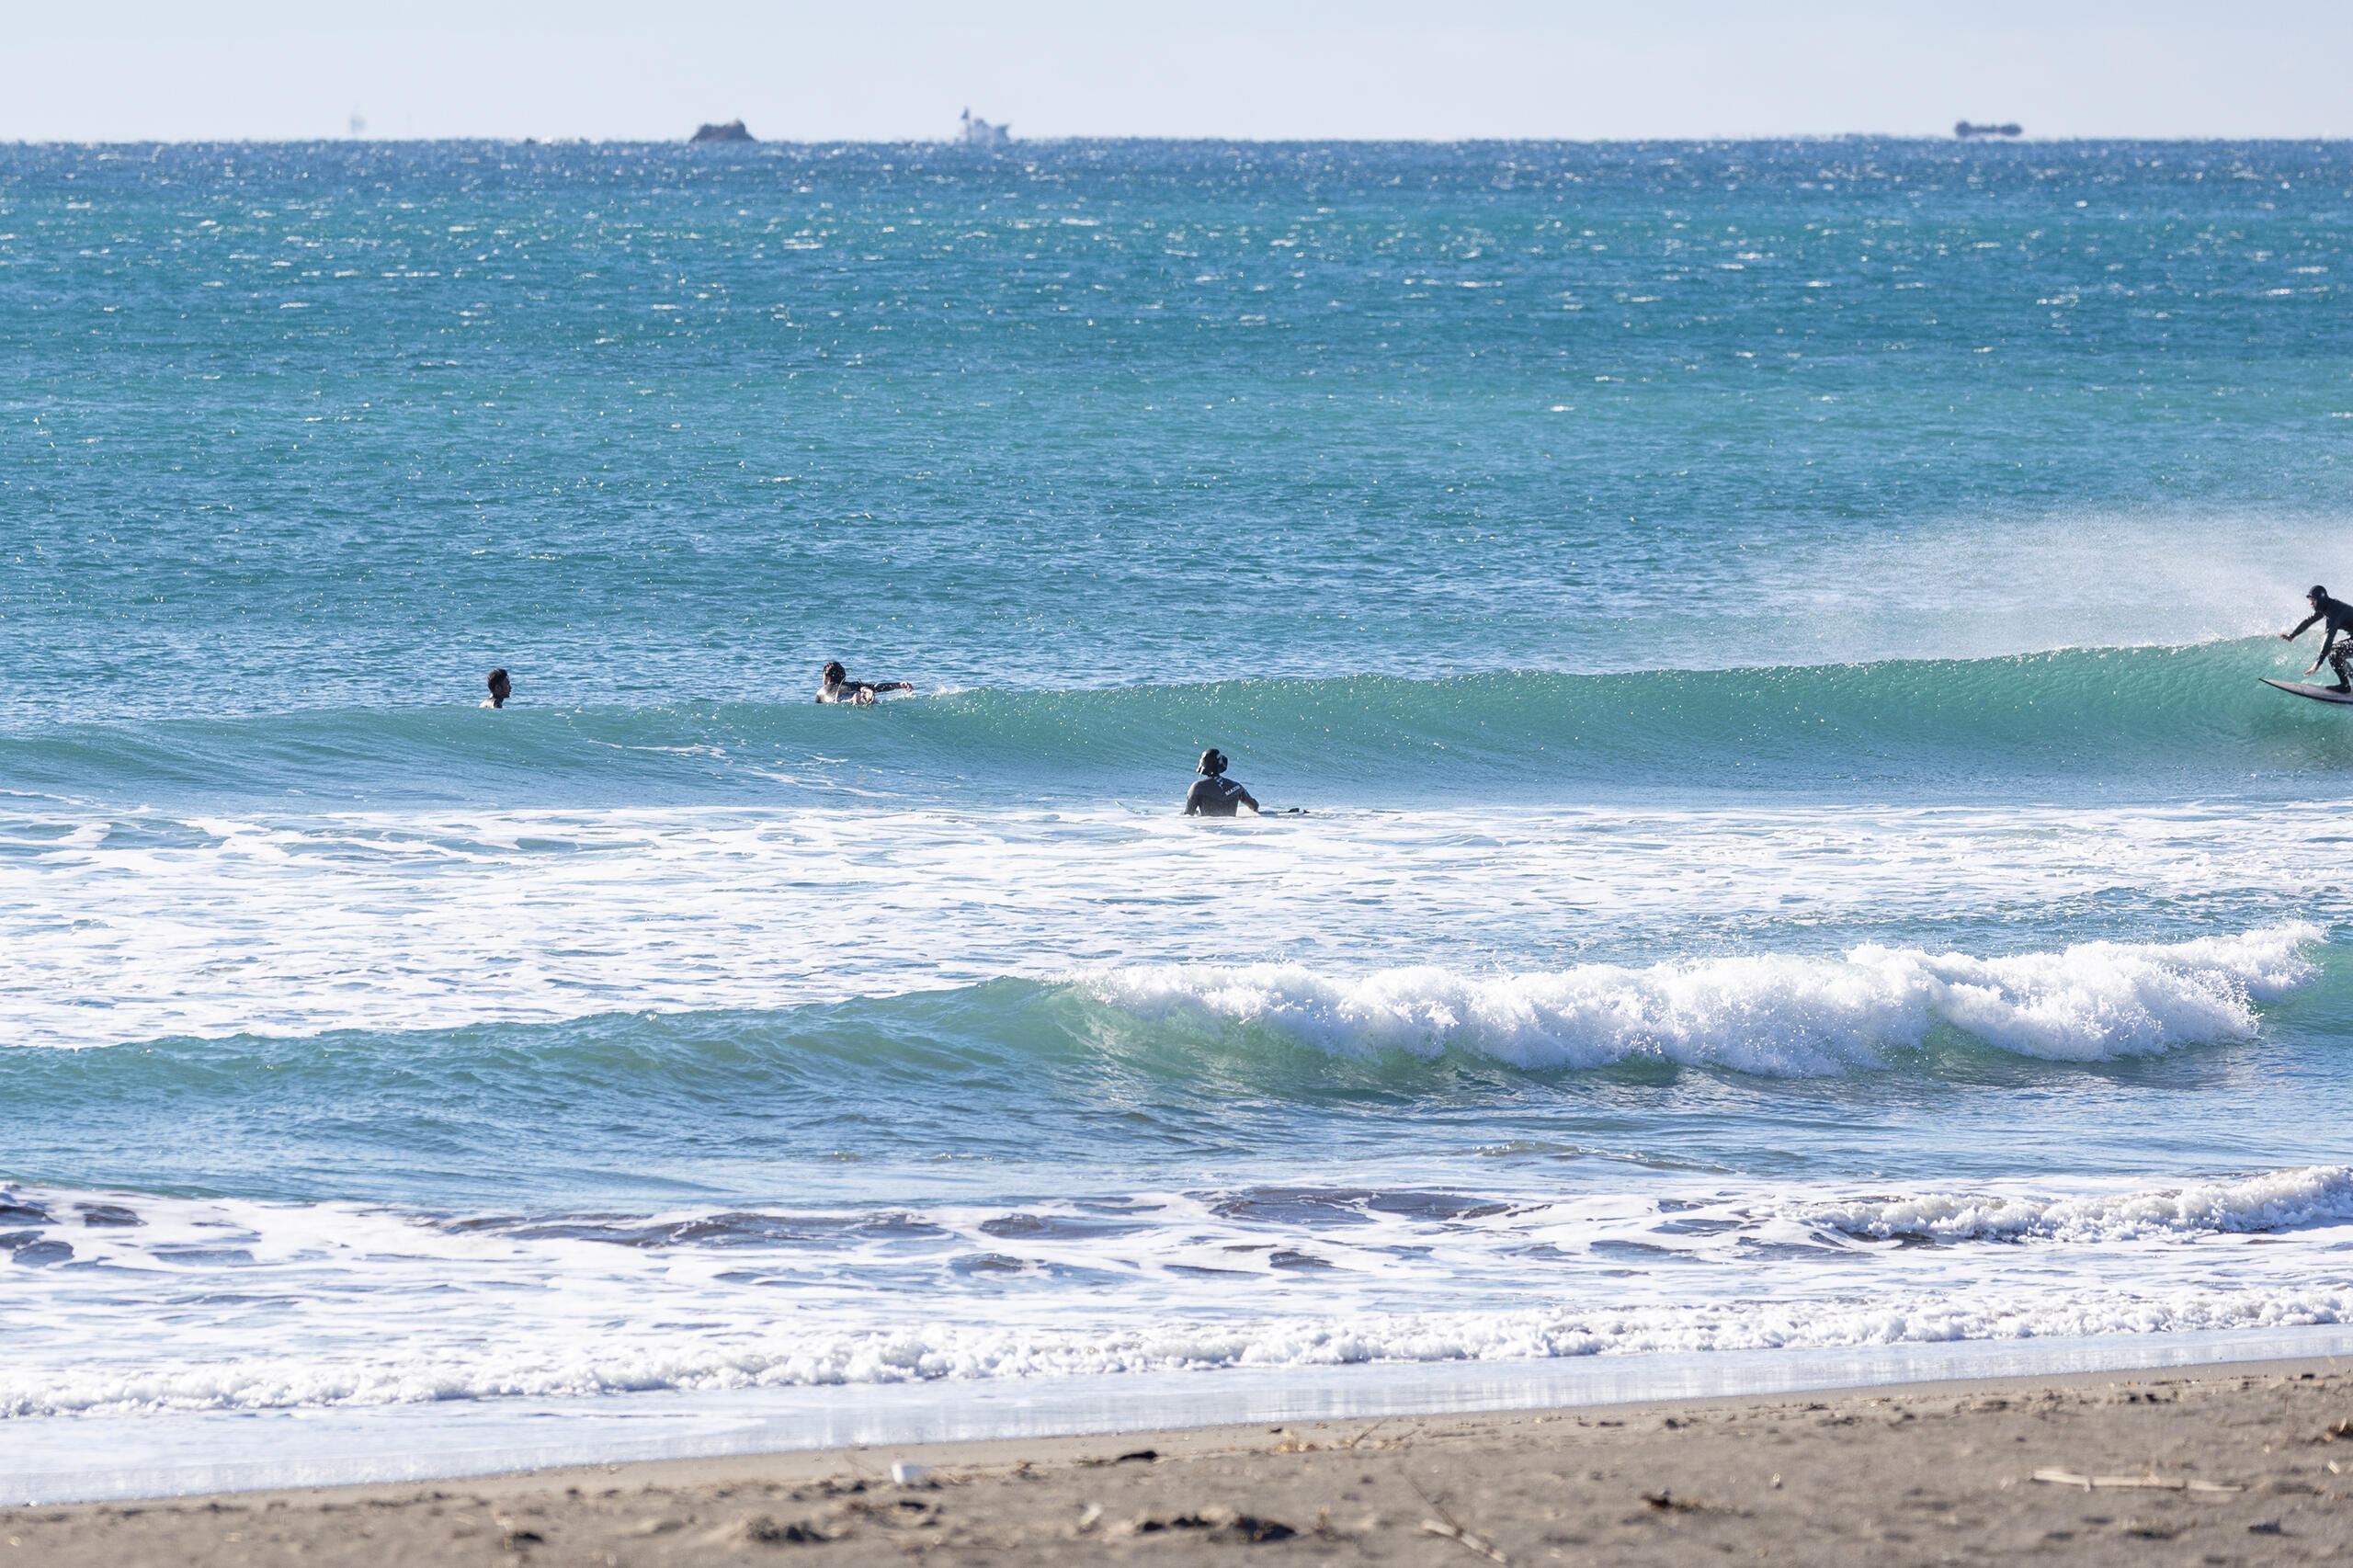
[[2283, 612, 2323, 641], [1234, 785, 1261, 812]]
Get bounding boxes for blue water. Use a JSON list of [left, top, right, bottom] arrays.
[[3, 138, 2352, 1447]]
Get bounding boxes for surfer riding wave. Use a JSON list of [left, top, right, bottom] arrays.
[[2281, 585, 2353, 694]]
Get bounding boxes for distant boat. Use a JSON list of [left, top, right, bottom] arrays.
[[1954, 121, 2022, 140], [691, 119, 755, 143], [959, 108, 1013, 149]]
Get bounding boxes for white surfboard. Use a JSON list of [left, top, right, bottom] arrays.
[[2262, 677, 2353, 706]]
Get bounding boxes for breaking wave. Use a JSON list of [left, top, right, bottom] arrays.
[[1077, 923, 2321, 1073], [1810, 1165, 2353, 1244]]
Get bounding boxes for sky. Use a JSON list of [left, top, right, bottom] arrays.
[[2, 0, 2349, 143]]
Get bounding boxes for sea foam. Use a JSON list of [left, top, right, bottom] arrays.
[[1809, 1164, 2353, 1244], [1077, 923, 2320, 1073], [7, 1164, 2353, 1418], [10, 1284, 2351, 1418]]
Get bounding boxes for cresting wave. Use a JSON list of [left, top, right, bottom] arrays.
[[1078, 924, 2321, 1073], [1810, 1165, 2353, 1244], [1, 639, 2345, 809]]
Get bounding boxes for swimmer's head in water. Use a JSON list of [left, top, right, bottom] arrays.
[[486, 667, 511, 700], [1197, 749, 1227, 776], [822, 661, 847, 685], [2313, 585, 2331, 604]]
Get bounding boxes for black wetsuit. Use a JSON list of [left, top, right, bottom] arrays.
[[2288, 597, 2353, 687], [1184, 773, 1257, 817], [816, 676, 907, 705]]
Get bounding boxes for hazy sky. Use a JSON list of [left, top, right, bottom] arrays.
[[5, 0, 2348, 143]]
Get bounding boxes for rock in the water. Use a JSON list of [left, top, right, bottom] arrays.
[[690, 120, 754, 143]]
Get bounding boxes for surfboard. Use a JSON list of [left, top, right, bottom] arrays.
[[2262, 677, 2353, 705]]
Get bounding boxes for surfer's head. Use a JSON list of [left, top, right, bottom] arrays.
[[1197, 748, 1228, 777], [2313, 586, 2330, 605], [485, 667, 511, 704], [822, 661, 847, 686]]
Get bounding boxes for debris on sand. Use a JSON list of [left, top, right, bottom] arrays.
[[699, 1514, 828, 1546], [1422, 1517, 1509, 1563], [1122, 1507, 1295, 1543], [2031, 1469, 2243, 1494]]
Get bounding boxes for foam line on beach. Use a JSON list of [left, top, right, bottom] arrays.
[[7, 1278, 2353, 1418], [10, 1333, 2353, 1506]]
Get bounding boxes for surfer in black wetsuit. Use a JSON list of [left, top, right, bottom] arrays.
[[2280, 586, 2353, 693], [1184, 749, 1261, 816], [816, 661, 914, 706]]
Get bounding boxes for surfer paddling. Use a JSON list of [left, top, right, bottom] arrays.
[[2280, 585, 2353, 694], [816, 662, 913, 706]]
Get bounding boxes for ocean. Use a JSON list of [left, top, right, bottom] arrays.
[[5, 135, 2353, 1490]]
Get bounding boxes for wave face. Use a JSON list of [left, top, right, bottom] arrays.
[[6, 640, 2350, 810]]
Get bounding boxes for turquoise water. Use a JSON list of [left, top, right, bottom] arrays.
[[4, 138, 2353, 1437]]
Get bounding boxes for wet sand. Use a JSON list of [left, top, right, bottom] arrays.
[[9, 1357, 2353, 1565]]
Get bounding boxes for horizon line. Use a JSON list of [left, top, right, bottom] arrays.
[[11, 131, 2353, 149]]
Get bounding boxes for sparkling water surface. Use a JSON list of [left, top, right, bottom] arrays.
[[4, 138, 2352, 1476]]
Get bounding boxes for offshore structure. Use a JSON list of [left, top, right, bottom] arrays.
[[1954, 121, 2023, 139], [960, 108, 1013, 148]]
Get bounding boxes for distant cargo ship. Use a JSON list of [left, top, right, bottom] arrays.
[[960, 108, 1012, 148], [1954, 121, 2022, 139]]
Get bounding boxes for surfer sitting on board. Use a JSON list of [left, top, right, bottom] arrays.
[[816, 662, 913, 706], [2280, 586, 2353, 694], [1184, 749, 1262, 816]]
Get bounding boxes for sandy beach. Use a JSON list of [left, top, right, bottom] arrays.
[[10, 1357, 2353, 1565]]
